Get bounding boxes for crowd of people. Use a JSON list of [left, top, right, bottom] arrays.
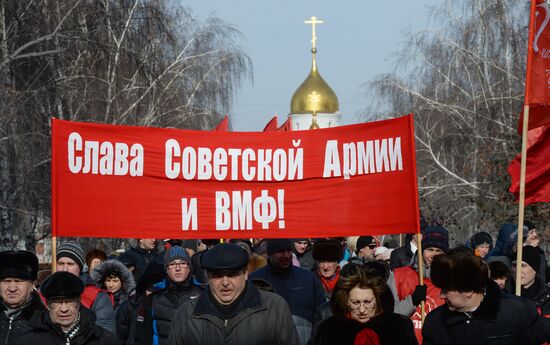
[[1, 221, 550, 344]]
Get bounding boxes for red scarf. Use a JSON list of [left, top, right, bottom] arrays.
[[354, 328, 380, 345], [319, 267, 340, 294]]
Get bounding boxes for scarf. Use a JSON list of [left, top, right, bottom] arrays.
[[63, 312, 81, 345], [354, 328, 380, 345], [319, 267, 340, 294], [2, 295, 33, 321]]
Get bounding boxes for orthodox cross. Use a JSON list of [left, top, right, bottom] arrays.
[[304, 16, 324, 49]]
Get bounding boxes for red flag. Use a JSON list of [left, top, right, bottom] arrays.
[[520, 0, 550, 132], [276, 119, 292, 132], [263, 116, 278, 132], [213, 116, 229, 132], [508, 124, 550, 204]]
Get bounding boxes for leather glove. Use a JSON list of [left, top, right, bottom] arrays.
[[411, 284, 427, 306]]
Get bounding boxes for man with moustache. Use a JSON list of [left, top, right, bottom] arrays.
[[249, 239, 326, 345], [0, 250, 46, 344], [168, 243, 298, 345], [14, 271, 120, 345]]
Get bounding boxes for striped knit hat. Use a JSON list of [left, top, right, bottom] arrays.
[[56, 241, 85, 270]]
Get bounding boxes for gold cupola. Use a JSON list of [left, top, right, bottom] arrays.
[[290, 17, 339, 116]]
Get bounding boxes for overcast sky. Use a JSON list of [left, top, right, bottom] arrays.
[[181, 0, 439, 131]]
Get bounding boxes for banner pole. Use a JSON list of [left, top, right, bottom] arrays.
[[399, 234, 403, 247], [416, 232, 425, 322], [51, 235, 57, 272], [515, 104, 530, 296]]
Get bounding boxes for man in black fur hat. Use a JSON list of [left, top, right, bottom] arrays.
[[423, 249, 550, 345], [14, 271, 120, 345], [312, 239, 343, 299], [0, 250, 46, 344]]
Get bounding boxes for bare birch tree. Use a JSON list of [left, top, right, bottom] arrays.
[[0, 0, 251, 251], [364, 0, 549, 243]]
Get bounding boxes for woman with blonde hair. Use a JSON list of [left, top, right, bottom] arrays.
[[314, 265, 417, 345]]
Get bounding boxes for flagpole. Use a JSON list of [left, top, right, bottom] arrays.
[[416, 232, 425, 322], [515, 104, 530, 296], [51, 235, 57, 272], [515, 0, 537, 296]]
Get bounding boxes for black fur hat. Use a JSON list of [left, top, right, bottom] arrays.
[[41, 271, 84, 299], [0, 250, 39, 281], [312, 239, 343, 262], [431, 249, 489, 293]]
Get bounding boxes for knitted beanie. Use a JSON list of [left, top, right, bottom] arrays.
[[422, 226, 449, 251], [521, 245, 541, 273], [164, 246, 190, 269], [57, 241, 85, 270]]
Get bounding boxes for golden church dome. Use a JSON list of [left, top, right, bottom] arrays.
[[290, 48, 339, 114]]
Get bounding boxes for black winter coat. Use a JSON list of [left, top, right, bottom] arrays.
[[168, 282, 299, 345], [314, 313, 417, 345], [389, 239, 415, 270], [13, 307, 120, 345], [136, 279, 202, 345], [116, 293, 147, 345], [0, 291, 46, 345], [422, 280, 550, 345], [121, 247, 161, 282]]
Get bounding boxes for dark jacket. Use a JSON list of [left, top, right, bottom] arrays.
[[308, 301, 332, 345], [91, 259, 136, 311], [121, 246, 161, 282], [521, 276, 550, 317], [422, 280, 550, 345], [389, 235, 415, 270], [136, 278, 202, 345], [116, 293, 147, 345], [294, 247, 315, 272], [13, 307, 120, 345], [0, 291, 46, 344], [249, 264, 326, 345], [168, 282, 299, 345], [314, 313, 417, 345]]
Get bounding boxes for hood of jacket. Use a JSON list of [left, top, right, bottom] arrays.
[[91, 259, 135, 295]]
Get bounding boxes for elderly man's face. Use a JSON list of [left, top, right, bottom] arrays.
[[48, 297, 80, 331], [318, 261, 339, 278], [0, 278, 34, 308], [208, 270, 247, 305]]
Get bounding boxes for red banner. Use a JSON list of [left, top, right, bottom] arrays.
[[521, 0, 550, 132], [508, 124, 550, 204], [51, 114, 420, 239]]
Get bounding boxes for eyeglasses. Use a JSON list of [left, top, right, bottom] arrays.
[[347, 299, 375, 310], [367, 244, 377, 249], [167, 261, 189, 270]]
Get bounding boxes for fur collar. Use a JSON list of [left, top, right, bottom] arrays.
[[91, 259, 135, 294]]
